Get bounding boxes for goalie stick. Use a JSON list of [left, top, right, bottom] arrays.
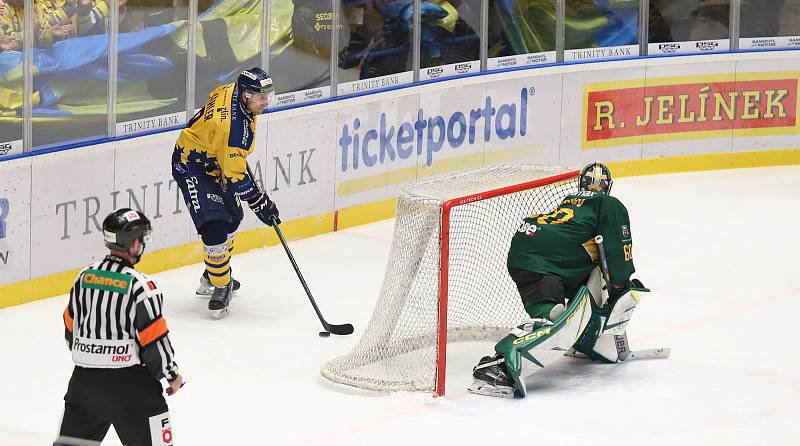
[[565, 347, 671, 361], [247, 164, 354, 336], [591, 235, 670, 361]]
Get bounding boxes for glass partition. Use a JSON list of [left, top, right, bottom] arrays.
[[31, 0, 110, 149], [740, 0, 800, 50], [194, 0, 264, 105], [487, 0, 557, 70], [0, 0, 24, 157], [649, 0, 730, 55], [114, 0, 189, 136], [269, 0, 334, 108], [337, 0, 415, 96], [418, 0, 480, 81], [564, 0, 640, 62], [4, 0, 800, 153]]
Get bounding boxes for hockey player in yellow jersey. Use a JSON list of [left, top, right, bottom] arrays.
[[172, 67, 280, 318]]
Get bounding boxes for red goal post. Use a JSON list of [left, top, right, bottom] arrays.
[[322, 165, 580, 397], [436, 169, 579, 396]]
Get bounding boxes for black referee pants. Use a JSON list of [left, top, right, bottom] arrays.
[[55, 366, 172, 446]]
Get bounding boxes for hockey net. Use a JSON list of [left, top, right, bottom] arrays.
[[321, 164, 579, 396]]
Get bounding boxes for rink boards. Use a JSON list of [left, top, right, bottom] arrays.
[[2, 50, 800, 306]]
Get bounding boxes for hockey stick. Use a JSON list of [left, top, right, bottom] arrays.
[[270, 216, 354, 336], [565, 347, 670, 361], [246, 164, 353, 336], [594, 235, 613, 304], [594, 236, 670, 359], [626, 347, 671, 360]]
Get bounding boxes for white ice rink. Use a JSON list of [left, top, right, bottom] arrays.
[[2, 166, 799, 445]]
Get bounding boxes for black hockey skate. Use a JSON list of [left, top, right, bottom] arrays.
[[208, 281, 234, 319], [468, 354, 516, 399], [196, 270, 240, 296]]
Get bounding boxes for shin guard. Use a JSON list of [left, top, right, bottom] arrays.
[[204, 242, 231, 287]]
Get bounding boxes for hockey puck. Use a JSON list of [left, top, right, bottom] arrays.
[[318, 331, 330, 338]]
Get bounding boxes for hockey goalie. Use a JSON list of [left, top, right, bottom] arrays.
[[469, 162, 662, 399]]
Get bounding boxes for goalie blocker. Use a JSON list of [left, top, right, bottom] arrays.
[[469, 268, 664, 398]]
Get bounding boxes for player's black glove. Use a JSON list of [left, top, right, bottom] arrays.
[[248, 193, 280, 226]]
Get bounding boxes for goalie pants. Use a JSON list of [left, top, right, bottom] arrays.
[[55, 366, 173, 446], [508, 267, 573, 317]]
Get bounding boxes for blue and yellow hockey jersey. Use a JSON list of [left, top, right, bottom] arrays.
[[173, 83, 256, 195]]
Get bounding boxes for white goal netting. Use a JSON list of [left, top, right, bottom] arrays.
[[321, 164, 579, 394]]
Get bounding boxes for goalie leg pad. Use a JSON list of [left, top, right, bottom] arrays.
[[572, 287, 649, 363], [491, 286, 593, 397]]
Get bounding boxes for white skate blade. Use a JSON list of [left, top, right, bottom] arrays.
[[196, 284, 214, 296], [564, 348, 588, 359], [210, 307, 230, 320], [467, 379, 515, 399], [197, 282, 239, 297]]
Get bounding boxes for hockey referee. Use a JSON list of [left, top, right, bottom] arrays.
[[54, 209, 184, 446]]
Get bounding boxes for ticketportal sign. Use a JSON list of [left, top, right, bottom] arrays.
[[582, 73, 799, 148]]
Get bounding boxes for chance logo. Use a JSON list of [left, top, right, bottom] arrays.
[[82, 269, 132, 294]]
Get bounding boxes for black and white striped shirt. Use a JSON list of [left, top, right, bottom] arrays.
[[62, 255, 179, 382]]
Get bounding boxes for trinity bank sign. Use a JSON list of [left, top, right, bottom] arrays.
[[51, 153, 317, 240], [583, 74, 798, 147]]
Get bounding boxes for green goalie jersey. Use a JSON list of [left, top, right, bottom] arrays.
[[507, 190, 635, 292]]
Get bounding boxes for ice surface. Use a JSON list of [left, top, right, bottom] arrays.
[[1, 166, 799, 445]]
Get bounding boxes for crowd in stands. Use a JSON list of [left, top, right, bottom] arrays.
[[0, 0, 184, 51], [0, 0, 119, 50]]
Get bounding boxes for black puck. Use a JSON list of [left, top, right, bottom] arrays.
[[318, 331, 330, 337]]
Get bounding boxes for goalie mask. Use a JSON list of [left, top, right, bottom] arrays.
[[579, 162, 613, 195]]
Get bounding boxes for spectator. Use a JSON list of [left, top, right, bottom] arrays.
[[337, 0, 474, 80], [0, 0, 24, 51], [35, 0, 77, 47], [740, 0, 786, 37], [76, 0, 109, 36]]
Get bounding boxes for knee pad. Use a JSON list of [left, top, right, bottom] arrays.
[[199, 221, 228, 246]]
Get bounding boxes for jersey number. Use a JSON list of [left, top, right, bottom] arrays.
[[624, 243, 633, 261], [534, 207, 575, 225]]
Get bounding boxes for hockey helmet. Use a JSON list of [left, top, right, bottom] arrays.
[[102, 209, 152, 255], [579, 162, 613, 195], [237, 68, 274, 100]]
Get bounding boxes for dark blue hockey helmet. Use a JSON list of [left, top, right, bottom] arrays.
[[579, 162, 613, 195], [237, 68, 274, 99], [102, 208, 152, 254]]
